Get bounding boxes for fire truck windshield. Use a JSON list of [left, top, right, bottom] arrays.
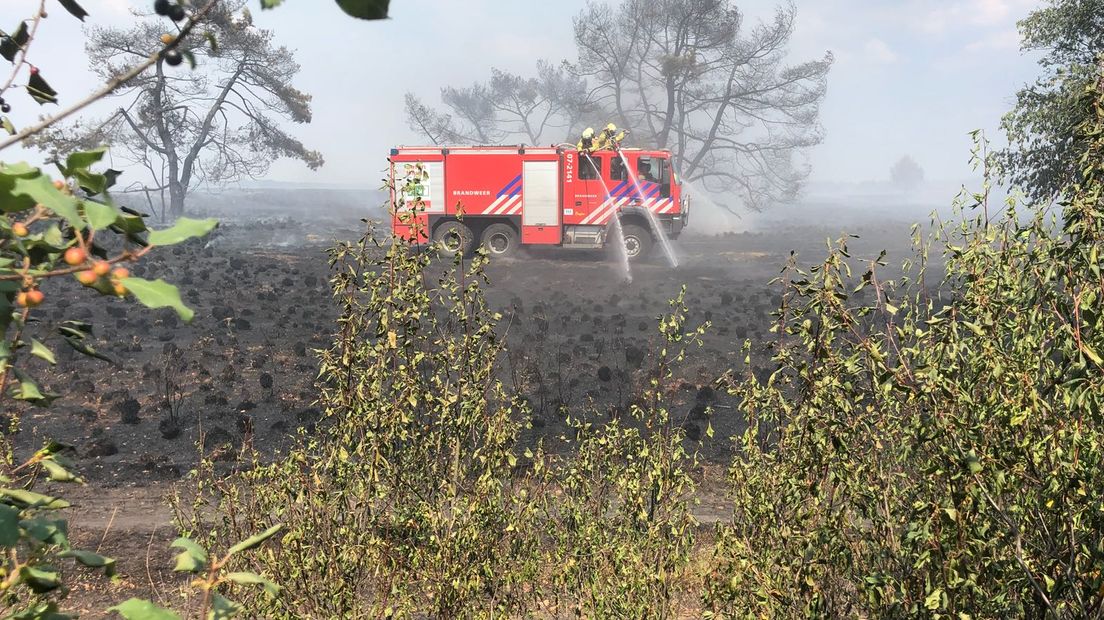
[[637, 156, 670, 188]]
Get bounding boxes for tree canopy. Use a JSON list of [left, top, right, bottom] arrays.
[[29, 1, 323, 216], [999, 0, 1104, 202], [406, 0, 832, 212]]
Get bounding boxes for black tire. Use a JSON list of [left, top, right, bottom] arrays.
[[480, 223, 519, 258], [432, 220, 475, 257], [620, 223, 653, 261]]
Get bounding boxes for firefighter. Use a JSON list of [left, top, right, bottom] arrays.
[[576, 127, 595, 152], [596, 122, 628, 150]]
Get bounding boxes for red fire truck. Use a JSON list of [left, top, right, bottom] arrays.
[[389, 145, 687, 260]]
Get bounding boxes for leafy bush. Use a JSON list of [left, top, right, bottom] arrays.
[[704, 69, 1104, 618], [175, 165, 709, 617], [174, 211, 541, 617], [534, 291, 704, 619]]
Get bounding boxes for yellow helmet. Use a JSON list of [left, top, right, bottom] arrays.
[[606, 123, 617, 132], [582, 127, 594, 138]]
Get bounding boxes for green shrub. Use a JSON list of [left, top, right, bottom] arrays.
[[175, 217, 542, 618], [535, 289, 705, 619], [177, 164, 709, 617], [704, 68, 1104, 619]]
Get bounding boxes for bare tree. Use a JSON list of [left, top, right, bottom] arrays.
[[405, 0, 831, 212], [29, 1, 323, 216], [405, 60, 592, 146]]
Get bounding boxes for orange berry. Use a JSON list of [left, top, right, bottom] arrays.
[[64, 246, 87, 266], [161, 33, 175, 45], [92, 261, 111, 277], [111, 267, 130, 280], [12, 222, 28, 237], [53, 179, 66, 190], [112, 282, 127, 297], [17, 290, 44, 307], [76, 270, 98, 286]]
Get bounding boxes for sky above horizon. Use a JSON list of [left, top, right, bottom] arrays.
[[2, 0, 1044, 190]]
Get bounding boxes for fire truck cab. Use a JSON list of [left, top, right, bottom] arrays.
[[389, 145, 687, 260]]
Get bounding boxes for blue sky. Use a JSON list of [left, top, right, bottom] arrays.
[[2, 0, 1044, 187]]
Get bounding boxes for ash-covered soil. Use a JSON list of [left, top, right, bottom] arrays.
[[14, 214, 918, 478], [6, 200, 923, 614]]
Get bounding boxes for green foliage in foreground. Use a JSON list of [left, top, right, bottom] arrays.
[[707, 73, 1104, 618], [174, 238, 703, 617], [174, 173, 705, 617], [176, 72, 1104, 618]]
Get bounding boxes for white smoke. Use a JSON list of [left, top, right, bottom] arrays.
[[682, 178, 756, 235]]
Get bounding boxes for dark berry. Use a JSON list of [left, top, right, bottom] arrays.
[[168, 4, 186, 21], [154, 0, 171, 15], [1, 104, 10, 114], [164, 49, 183, 66]]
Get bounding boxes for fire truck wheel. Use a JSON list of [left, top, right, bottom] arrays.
[[480, 223, 519, 258], [621, 223, 653, 260], [433, 221, 475, 257]]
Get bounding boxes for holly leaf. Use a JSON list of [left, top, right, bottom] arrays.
[[61, 335, 115, 365], [29, 339, 55, 364], [103, 168, 122, 189], [27, 71, 58, 105], [11, 368, 48, 404], [0, 487, 69, 509], [0, 24, 29, 62], [82, 200, 119, 230], [109, 599, 182, 620], [147, 217, 217, 246], [20, 566, 61, 593], [11, 173, 81, 226], [227, 523, 283, 555], [0, 504, 20, 547], [120, 277, 194, 322], [60, 549, 117, 577], [40, 458, 80, 483], [335, 0, 389, 19], [73, 169, 107, 195], [226, 571, 280, 597], [170, 537, 207, 573], [64, 147, 106, 173], [55, 0, 89, 21]]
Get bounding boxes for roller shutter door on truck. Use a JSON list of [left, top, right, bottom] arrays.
[[521, 160, 561, 244]]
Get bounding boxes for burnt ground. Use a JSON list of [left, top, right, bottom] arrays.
[[7, 198, 927, 616]]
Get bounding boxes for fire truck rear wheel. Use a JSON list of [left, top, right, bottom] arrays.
[[621, 224, 653, 261], [433, 221, 475, 257], [480, 223, 519, 258]]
